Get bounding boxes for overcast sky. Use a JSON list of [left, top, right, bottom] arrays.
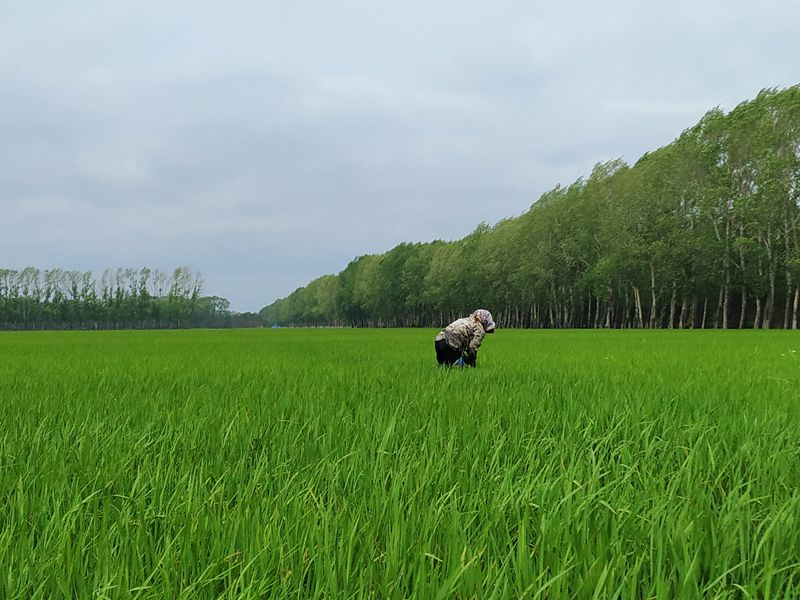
[[3, 1, 798, 311]]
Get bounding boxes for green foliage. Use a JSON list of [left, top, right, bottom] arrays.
[[264, 85, 800, 329], [0, 268, 258, 330], [2, 328, 800, 597]]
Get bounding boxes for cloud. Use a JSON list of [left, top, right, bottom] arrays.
[[310, 76, 484, 115], [603, 99, 716, 116], [2, 0, 798, 310]]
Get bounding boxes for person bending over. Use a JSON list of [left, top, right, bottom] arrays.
[[434, 309, 496, 367]]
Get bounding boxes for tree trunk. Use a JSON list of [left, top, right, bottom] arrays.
[[678, 297, 688, 329], [593, 298, 599, 328], [649, 263, 657, 328], [633, 286, 644, 329], [622, 288, 630, 329], [722, 276, 729, 329], [753, 297, 762, 329], [763, 226, 775, 329], [722, 218, 731, 329], [763, 268, 775, 329], [586, 294, 592, 328], [736, 223, 747, 329], [669, 282, 677, 330], [701, 297, 708, 329], [739, 288, 747, 329]]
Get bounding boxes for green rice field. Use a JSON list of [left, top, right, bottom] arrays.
[[2, 329, 800, 598]]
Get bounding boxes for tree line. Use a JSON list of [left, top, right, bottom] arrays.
[[261, 86, 800, 329], [0, 267, 261, 330]]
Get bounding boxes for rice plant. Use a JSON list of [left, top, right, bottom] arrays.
[[1, 329, 799, 598]]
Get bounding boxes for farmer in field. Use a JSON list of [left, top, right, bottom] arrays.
[[435, 309, 496, 367]]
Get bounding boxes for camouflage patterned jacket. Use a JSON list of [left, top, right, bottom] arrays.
[[434, 317, 486, 361]]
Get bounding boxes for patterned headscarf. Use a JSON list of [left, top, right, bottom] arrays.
[[472, 309, 496, 332]]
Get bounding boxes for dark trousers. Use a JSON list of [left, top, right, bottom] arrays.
[[435, 338, 462, 366]]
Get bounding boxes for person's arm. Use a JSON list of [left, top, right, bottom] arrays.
[[463, 321, 485, 366]]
